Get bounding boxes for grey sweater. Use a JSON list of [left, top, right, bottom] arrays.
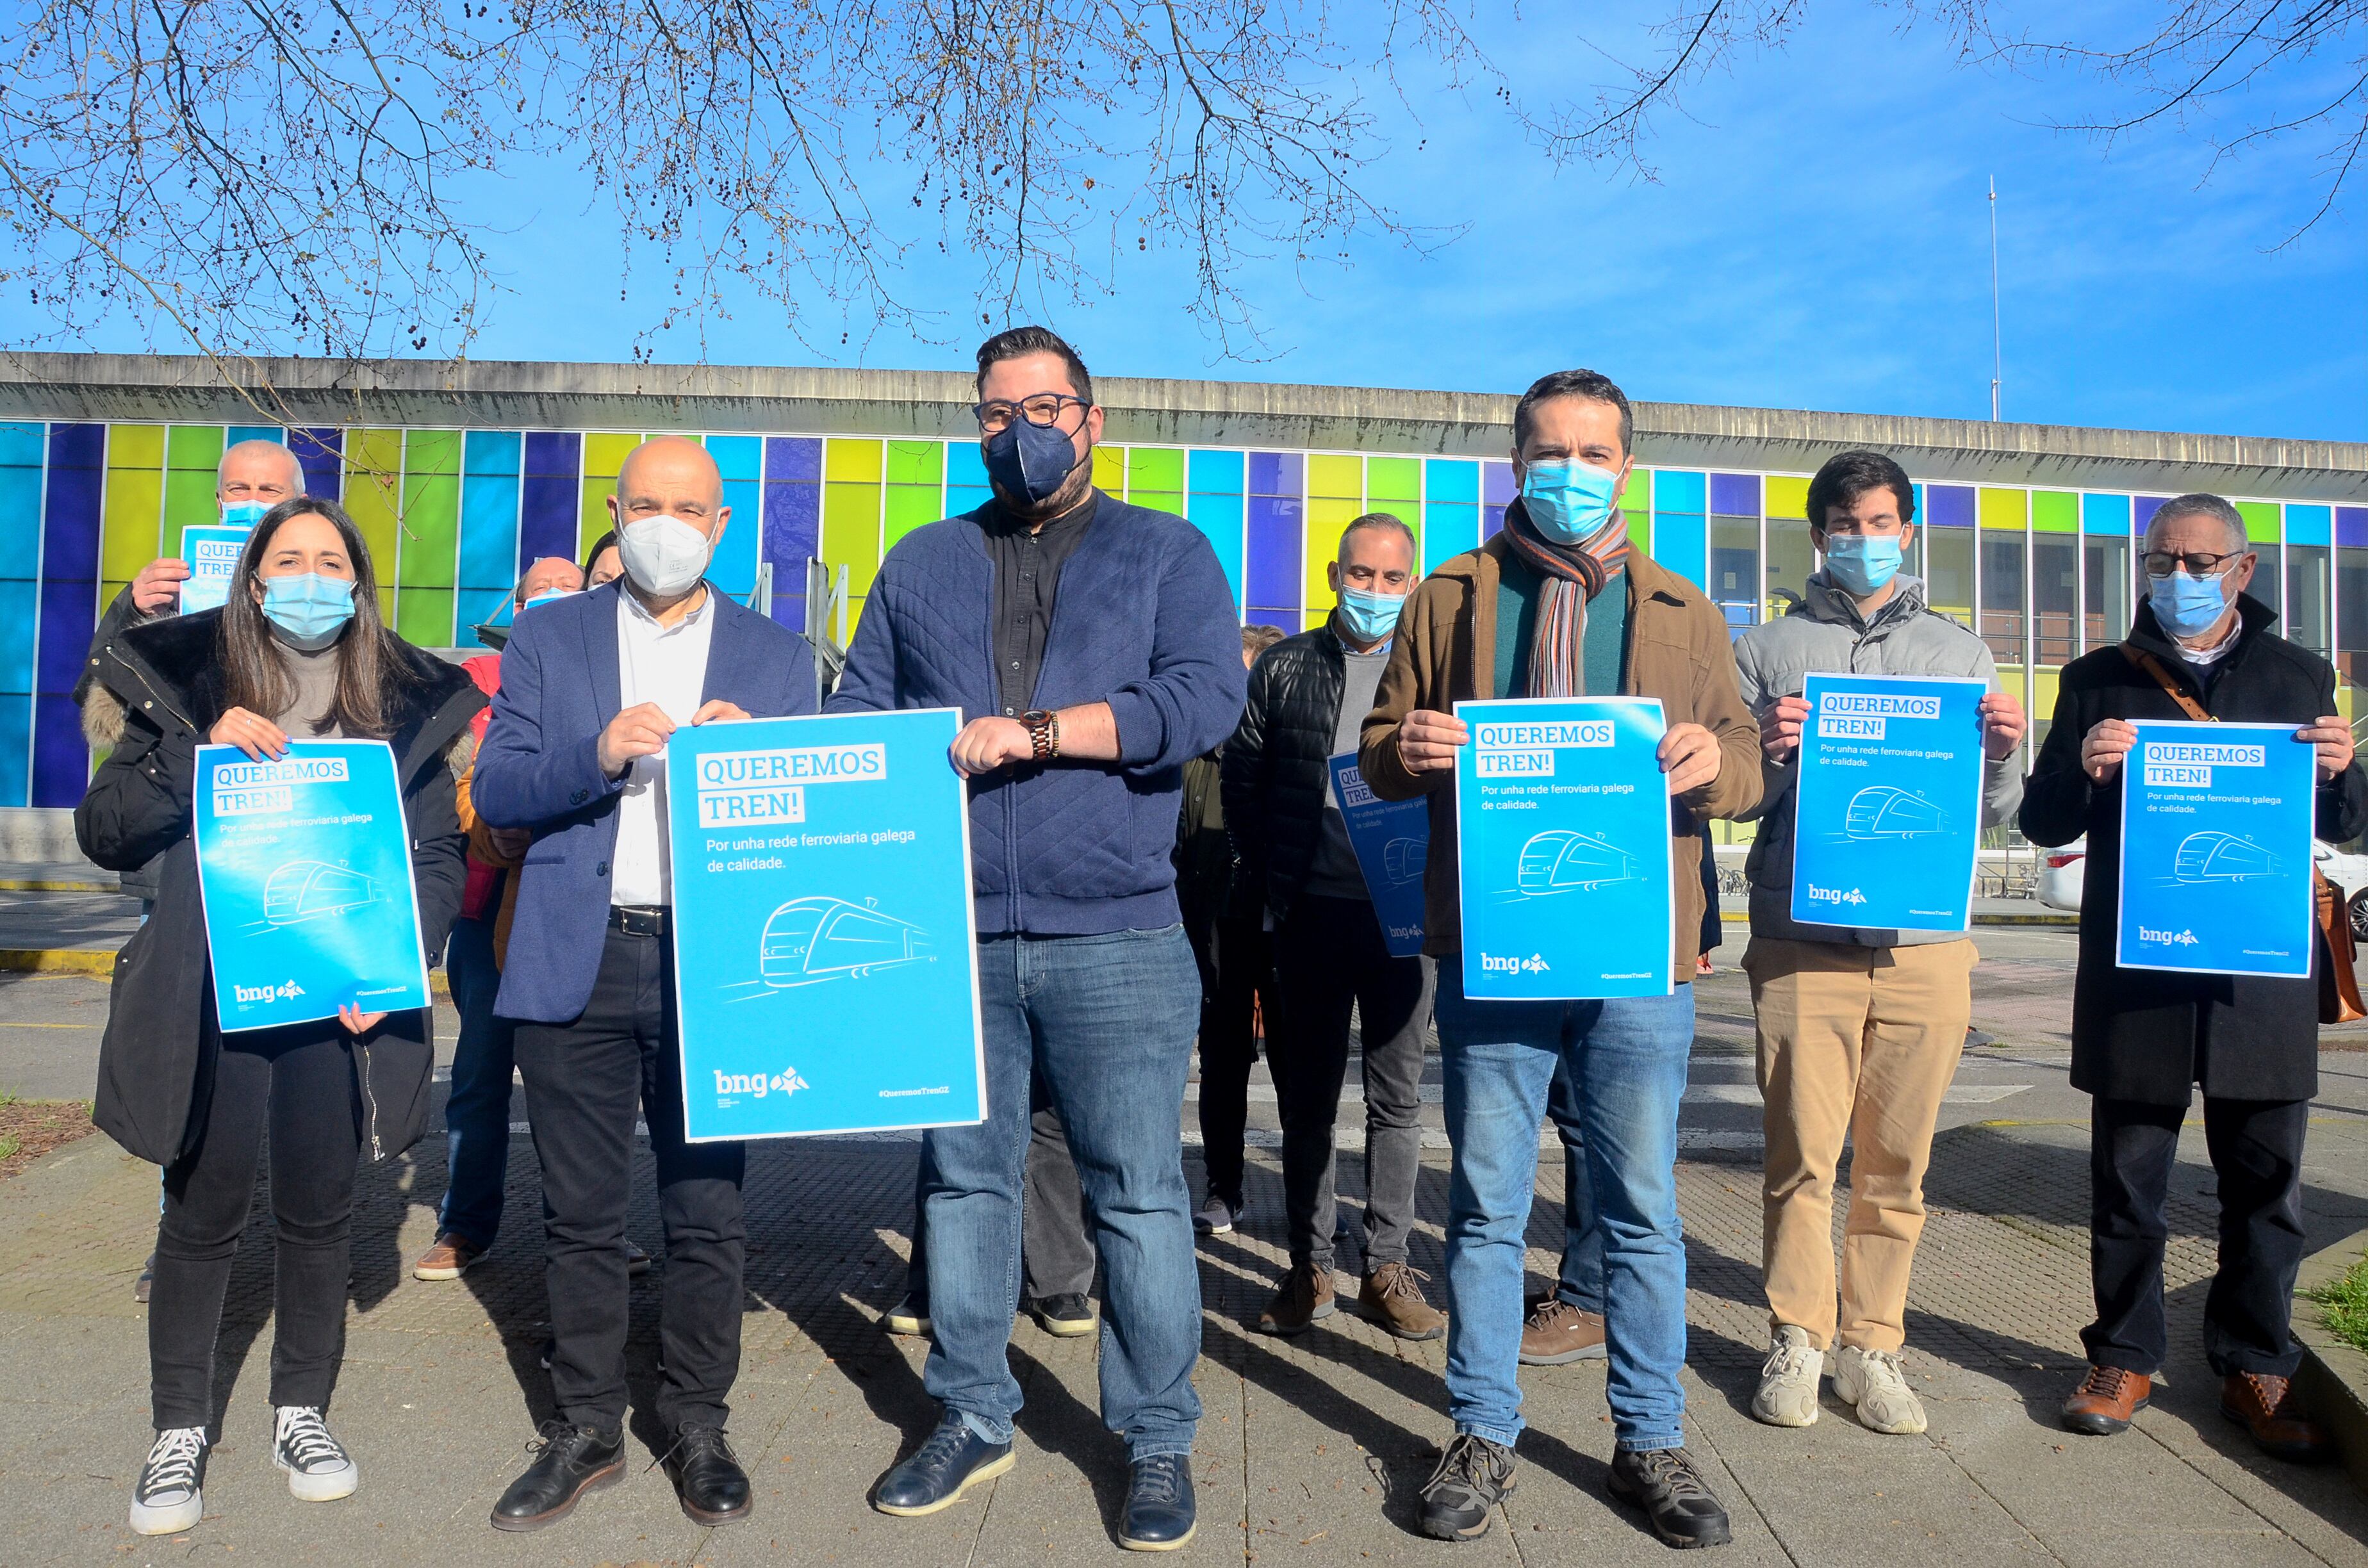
[[1731, 573, 2023, 947]]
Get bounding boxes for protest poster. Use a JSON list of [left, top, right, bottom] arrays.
[[178, 524, 252, 614], [191, 739, 431, 1031], [1453, 697, 1673, 1000], [666, 707, 987, 1141], [1328, 752, 1428, 958], [1788, 672, 1987, 932], [2117, 719, 2315, 978]]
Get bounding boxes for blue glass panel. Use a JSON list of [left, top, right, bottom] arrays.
[[2081, 493, 2132, 536], [523, 429, 581, 477], [1652, 512, 1708, 588], [1247, 451, 1301, 498], [1245, 491, 1302, 619], [1483, 461, 1515, 507], [2134, 495, 2169, 532], [290, 427, 343, 500], [0, 581, 35, 694], [1925, 484, 1975, 528], [714, 476, 760, 598], [762, 436, 823, 628], [1424, 458, 1479, 506], [459, 475, 520, 591], [0, 423, 44, 468], [707, 433, 762, 484], [1654, 470, 1707, 515], [31, 694, 81, 807], [455, 587, 511, 637], [42, 424, 104, 582], [226, 425, 284, 448], [518, 431, 582, 568], [1187, 491, 1244, 612], [2339, 507, 2368, 549], [1188, 448, 1244, 495], [1425, 501, 1479, 571], [2286, 505, 2332, 548], [0, 693, 30, 807], [463, 428, 522, 477], [1709, 472, 1759, 516]]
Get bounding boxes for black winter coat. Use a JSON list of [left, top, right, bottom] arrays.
[[74, 608, 481, 1165], [2019, 594, 2368, 1105], [1222, 628, 1353, 923]]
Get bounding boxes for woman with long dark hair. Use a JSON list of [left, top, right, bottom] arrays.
[[76, 497, 482, 1536]]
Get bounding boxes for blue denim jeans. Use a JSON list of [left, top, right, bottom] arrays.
[[1436, 965, 1693, 1452], [438, 915, 516, 1248], [1547, 1058, 1604, 1314], [922, 926, 1203, 1460]]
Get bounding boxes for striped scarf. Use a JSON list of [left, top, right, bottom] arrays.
[[1500, 497, 1629, 698]]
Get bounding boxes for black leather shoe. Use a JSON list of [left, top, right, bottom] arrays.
[[490, 1421, 625, 1531], [1607, 1446, 1732, 1549], [662, 1423, 751, 1524], [872, 1417, 1014, 1516], [1417, 1432, 1517, 1541], [1027, 1292, 1096, 1338], [1118, 1453, 1196, 1551]]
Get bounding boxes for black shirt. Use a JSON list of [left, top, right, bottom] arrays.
[[983, 491, 1100, 718]]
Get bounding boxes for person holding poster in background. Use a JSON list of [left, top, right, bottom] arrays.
[[76, 498, 479, 1536], [2022, 491, 2365, 1460], [1731, 450, 2026, 1436], [1360, 369, 1759, 1549], [472, 436, 815, 1532], [832, 327, 1242, 1553], [1223, 513, 1443, 1343]]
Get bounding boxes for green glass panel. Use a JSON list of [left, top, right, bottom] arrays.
[[1132, 491, 1185, 518], [884, 485, 940, 548], [166, 425, 224, 472], [2237, 500, 2281, 543], [1367, 456, 1420, 504], [885, 440, 942, 487], [2031, 490, 2078, 535], [1128, 447, 1185, 497], [395, 587, 454, 649], [163, 471, 218, 556]]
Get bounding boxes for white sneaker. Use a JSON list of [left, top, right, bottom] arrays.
[[129, 1426, 208, 1535], [272, 1406, 359, 1501], [1750, 1325, 1823, 1428], [1832, 1345, 1927, 1434]]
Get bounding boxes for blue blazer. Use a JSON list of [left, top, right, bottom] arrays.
[[473, 582, 816, 1022]]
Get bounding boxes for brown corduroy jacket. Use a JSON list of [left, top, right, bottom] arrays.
[[1356, 535, 1763, 972]]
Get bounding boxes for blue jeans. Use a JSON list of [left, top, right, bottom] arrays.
[[438, 915, 516, 1248], [922, 926, 1203, 1460], [1548, 1058, 1604, 1313], [1436, 965, 1693, 1452]]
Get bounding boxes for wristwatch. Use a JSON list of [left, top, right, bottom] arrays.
[[1022, 708, 1060, 761]]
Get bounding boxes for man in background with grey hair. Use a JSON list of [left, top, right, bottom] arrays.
[[2022, 491, 2367, 1461]]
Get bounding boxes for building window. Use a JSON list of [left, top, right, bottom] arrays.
[[2287, 544, 2331, 655], [2032, 533, 2076, 666], [2084, 535, 2133, 650]]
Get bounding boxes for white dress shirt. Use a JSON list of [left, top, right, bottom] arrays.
[[610, 585, 716, 906]]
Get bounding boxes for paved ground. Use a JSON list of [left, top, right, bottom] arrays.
[[2, 925, 2366, 1565]]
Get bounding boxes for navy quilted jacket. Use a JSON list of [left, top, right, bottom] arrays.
[[829, 493, 1247, 935]]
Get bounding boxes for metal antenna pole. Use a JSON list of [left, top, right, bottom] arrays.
[[1989, 176, 2003, 422]]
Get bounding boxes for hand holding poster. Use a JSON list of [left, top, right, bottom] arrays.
[[665, 708, 987, 1141], [1454, 698, 1673, 1000], [192, 739, 432, 1030], [1328, 752, 1427, 958], [178, 525, 252, 614], [1789, 673, 1987, 932], [2117, 719, 2315, 977]]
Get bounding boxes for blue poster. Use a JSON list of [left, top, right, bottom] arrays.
[[666, 708, 987, 1142], [2117, 720, 2315, 977], [1788, 673, 1987, 932], [191, 740, 432, 1031], [179, 524, 251, 614], [1329, 752, 1428, 958], [1454, 698, 1674, 1000]]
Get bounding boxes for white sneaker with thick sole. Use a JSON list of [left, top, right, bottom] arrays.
[[1750, 1325, 1824, 1428], [1832, 1344, 1928, 1434], [272, 1406, 360, 1501], [129, 1426, 209, 1535]]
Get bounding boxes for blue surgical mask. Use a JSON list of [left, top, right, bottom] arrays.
[[259, 573, 356, 649], [983, 414, 1085, 506], [1822, 534, 1903, 597], [220, 502, 269, 528], [1518, 461, 1622, 545], [1335, 586, 1406, 645], [2148, 568, 2232, 639], [522, 590, 575, 612]]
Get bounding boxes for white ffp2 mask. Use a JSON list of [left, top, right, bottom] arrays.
[[617, 514, 712, 598]]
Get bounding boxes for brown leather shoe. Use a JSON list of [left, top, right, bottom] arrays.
[[2060, 1364, 2151, 1435], [1358, 1262, 1445, 1341], [1519, 1296, 1607, 1366], [413, 1232, 485, 1282], [1257, 1260, 1336, 1336], [2221, 1372, 2333, 1462]]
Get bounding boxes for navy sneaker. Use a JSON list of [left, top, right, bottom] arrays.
[[1192, 1193, 1246, 1236], [1118, 1453, 1196, 1551], [872, 1417, 1014, 1516], [1027, 1292, 1096, 1338]]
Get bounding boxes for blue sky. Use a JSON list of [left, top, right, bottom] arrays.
[[21, 4, 2367, 441]]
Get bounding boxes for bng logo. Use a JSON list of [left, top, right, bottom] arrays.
[[1477, 952, 1552, 975], [713, 1068, 810, 1102], [2138, 926, 2200, 948], [232, 979, 306, 1004]]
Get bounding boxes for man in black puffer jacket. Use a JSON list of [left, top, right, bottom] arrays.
[[1223, 514, 1442, 1342]]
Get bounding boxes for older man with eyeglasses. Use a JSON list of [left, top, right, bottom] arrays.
[[831, 325, 1244, 1551]]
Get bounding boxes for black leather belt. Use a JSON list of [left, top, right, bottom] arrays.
[[609, 904, 671, 938]]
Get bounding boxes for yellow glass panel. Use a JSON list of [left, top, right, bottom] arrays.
[[1766, 475, 1809, 520], [1092, 446, 1124, 494], [1308, 453, 1361, 502], [342, 429, 405, 592], [583, 432, 641, 480], [825, 437, 884, 484], [1304, 494, 1363, 612], [1978, 487, 2028, 531]]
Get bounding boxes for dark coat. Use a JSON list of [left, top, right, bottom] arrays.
[[2018, 594, 2368, 1105], [1221, 628, 1351, 923], [471, 581, 816, 1022], [74, 608, 482, 1164]]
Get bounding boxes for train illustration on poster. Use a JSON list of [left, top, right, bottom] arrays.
[[260, 861, 381, 927], [2169, 831, 2280, 884], [1840, 785, 1950, 840], [1381, 837, 1426, 886], [1511, 830, 1638, 897], [755, 897, 935, 989]]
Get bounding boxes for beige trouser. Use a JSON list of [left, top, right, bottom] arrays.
[[1743, 935, 1977, 1353]]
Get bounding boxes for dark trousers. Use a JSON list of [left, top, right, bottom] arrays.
[[1192, 913, 1269, 1205], [438, 913, 517, 1248], [514, 927, 746, 1432], [1270, 895, 1435, 1270], [2085, 1094, 2310, 1378], [905, 1091, 1094, 1303], [151, 1022, 360, 1430]]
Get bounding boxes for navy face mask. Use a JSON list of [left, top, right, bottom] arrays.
[[983, 417, 1083, 506]]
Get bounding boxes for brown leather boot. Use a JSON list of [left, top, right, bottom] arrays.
[[1257, 1260, 1336, 1336], [2060, 1364, 2151, 1435], [1358, 1262, 1445, 1341], [2221, 1372, 2333, 1462], [1519, 1296, 1607, 1366]]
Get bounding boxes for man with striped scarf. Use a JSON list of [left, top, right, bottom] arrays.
[[1359, 369, 1761, 1549]]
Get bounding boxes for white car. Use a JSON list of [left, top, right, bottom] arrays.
[[2035, 837, 2368, 938]]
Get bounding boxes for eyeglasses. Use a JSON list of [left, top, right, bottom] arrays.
[[2143, 549, 2247, 578], [974, 393, 1087, 435]]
